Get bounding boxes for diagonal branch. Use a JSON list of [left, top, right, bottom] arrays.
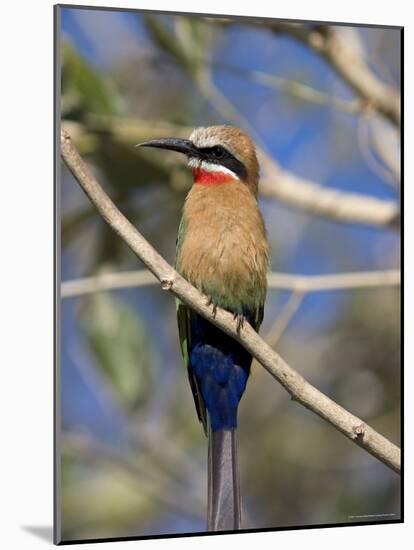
[[60, 128, 400, 474]]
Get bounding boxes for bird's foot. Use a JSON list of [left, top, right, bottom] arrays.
[[206, 296, 218, 318], [233, 312, 245, 334]]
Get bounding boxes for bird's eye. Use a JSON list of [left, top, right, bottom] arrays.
[[210, 146, 226, 159]]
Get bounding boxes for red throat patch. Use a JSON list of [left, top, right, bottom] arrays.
[[192, 167, 236, 186]]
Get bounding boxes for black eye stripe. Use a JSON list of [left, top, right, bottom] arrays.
[[199, 146, 227, 158], [198, 146, 247, 180]]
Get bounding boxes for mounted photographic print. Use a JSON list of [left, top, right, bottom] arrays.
[[54, 3, 402, 545]]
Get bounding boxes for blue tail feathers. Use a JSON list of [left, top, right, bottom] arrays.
[[190, 315, 253, 431]]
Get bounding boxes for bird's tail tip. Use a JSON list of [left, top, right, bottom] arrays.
[[207, 428, 241, 531]]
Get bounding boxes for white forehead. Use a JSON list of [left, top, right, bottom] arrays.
[[189, 127, 223, 149], [190, 126, 232, 150]]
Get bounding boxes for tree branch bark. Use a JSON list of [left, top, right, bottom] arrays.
[[259, 168, 400, 228], [60, 128, 400, 474]]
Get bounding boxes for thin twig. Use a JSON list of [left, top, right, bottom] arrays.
[[357, 114, 399, 187], [212, 62, 363, 114], [60, 128, 400, 474], [61, 270, 157, 297], [61, 269, 400, 298], [265, 291, 305, 348], [267, 270, 400, 292], [270, 23, 400, 127], [369, 119, 401, 186]]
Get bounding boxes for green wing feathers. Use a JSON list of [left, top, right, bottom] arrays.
[[176, 300, 208, 433]]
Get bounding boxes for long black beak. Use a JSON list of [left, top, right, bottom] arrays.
[[137, 137, 200, 158]]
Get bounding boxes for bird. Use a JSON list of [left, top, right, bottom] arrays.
[[138, 125, 269, 532]]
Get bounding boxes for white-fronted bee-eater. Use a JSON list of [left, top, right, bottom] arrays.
[[139, 125, 269, 531]]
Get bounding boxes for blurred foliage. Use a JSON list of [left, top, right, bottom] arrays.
[[62, 42, 119, 119], [62, 453, 158, 539], [61, 39, 190, 269], [59, 9, 401, 543], [81, 292, 156, 410], [142, 14, 213, 77]]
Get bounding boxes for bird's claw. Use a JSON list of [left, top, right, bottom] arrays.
[[206, 296, 218, 318], [206, 298, 244, 328], [234, 313, 245, 334]]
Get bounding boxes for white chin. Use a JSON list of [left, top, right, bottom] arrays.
[[187, 158, 239, 180], [187, 157, 201, 169]]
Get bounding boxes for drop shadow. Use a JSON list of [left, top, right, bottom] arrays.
[[21, 525, 54, 543]]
